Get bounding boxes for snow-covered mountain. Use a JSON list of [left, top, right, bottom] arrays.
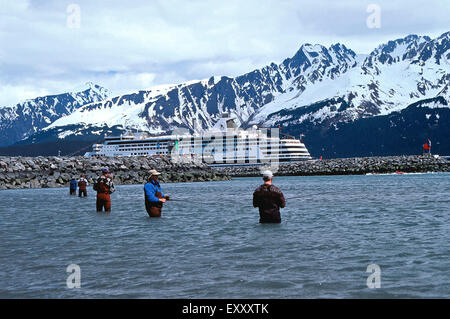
[[44, 32, 449, 142], [4, 31, 450, 157], [0, 82, 109, 146], [45, 42, 358, 135], [252, 32, 450, 127]]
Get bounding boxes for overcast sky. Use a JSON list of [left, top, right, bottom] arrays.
[[0, 0, 449, 107]]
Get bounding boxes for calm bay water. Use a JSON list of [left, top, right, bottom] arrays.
[[0, 173, 449, 298]]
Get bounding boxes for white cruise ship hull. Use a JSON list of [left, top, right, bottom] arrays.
[[84, 116, 312, 165]]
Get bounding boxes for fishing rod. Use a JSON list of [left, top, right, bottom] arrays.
[[166, 195, 304, 203], [284, 196, 304, 200]]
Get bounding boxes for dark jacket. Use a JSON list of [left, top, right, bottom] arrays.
[[253, 184, 286, 223]]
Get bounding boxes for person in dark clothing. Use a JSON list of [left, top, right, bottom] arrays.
[[78, 175, 88, 197], [144, 169, 170, 217], [93, 167, 115, 212], [253, 170, 286, 223], [69, 177, 77, 195]]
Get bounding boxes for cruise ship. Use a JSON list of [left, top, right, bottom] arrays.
[[84, 114, 312, 165]]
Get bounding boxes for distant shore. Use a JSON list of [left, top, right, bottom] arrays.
[[0, 156, 230, 190], [1, 155, 449, 190], [212, 155, 450, 177]]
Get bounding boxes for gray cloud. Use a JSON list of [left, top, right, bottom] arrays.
[[0, 0, 448, 107]]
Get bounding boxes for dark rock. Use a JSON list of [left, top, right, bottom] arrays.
[[1, 155, 233, 189], [213, 155, 450, 177]]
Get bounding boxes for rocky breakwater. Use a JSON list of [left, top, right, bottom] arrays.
[[213, 155, 450, 177], [0, 156, 230, 190]]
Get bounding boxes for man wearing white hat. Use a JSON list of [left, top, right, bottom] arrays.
[[144, 169, 170, 217], [253, 170, 286, 223]]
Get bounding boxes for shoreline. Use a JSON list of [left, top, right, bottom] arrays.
[[0, 156, 230, 190], [212, 155, 450, 177], [1, 155, 449, 190]]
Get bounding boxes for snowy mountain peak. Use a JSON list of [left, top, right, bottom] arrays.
[[363, 32, 450, 69], [0, 83, 110, 146], [84, 81, 97, 87], [330, 43, 355, 55], [71, 82, 110, 98], [364, 34, 428, 66], [437, 31, 450, 40], [328, 43, 357, 65], [300, 43, 325, 54], [281, 42, 357, 83]]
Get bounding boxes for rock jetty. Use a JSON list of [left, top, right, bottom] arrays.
[[1, 155, 449, 190], [0, 156, 230, 190], [213, 155, 450, 177]]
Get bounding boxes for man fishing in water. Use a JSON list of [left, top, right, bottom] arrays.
[[144, 169, 170, 218], [78, 174, 88, 197], [69, 177, 77, 195], [93, 167, 115, 212], [253, 170, 286, 223]]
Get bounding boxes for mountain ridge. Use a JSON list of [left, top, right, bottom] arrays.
[[2, 31, 450, 157], [0, 82, 110, 146]]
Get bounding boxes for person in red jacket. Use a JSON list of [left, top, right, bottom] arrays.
[[78, 174, 88, 197], [253, 170, 286, 223], [93, 168, 115, 212]]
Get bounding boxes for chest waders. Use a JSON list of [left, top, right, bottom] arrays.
[[145, 190, 163, 217]]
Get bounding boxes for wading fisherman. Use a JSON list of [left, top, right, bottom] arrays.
[[78, 174, 88, 197], [144, 169, 170, 217], [253, 170, 286, 223], [69, 177, 77, 195], [93, 167, 115, 212]]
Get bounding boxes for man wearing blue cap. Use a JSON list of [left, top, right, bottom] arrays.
[[93, 167, 115, 212], [253, 170, 286, 223]]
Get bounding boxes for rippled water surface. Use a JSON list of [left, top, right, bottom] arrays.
[[0, 174, 449, 298]]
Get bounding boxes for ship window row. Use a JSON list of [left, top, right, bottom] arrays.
[[260, 151, 304, 155], [180, 140, 280, 144], [178, 146, 307, 152], [119, 143, 167, 148], [178, 144, 282, 149], [180, 147, 254, 151], [177, 151, 309, 157], [108, 140, 171, 145], [180, 142, 302, 147], [109, 138, 301, 147], [120, 147, 167, 151], [180, 135, 283, 140], [128, 152, 166, 156], [207, 157, 309, 163]]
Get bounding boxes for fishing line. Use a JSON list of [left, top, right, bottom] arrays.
[[166, 195, 303, 203]]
